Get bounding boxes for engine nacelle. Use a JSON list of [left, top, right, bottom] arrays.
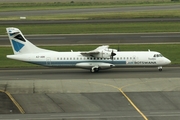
[[76, 62, 115, 69], [94, 49, 117, 59]]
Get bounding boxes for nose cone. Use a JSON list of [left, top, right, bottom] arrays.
[[165, 58, 171, 65]]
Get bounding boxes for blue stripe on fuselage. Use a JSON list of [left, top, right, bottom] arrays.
[[29, 60, 127, 66]]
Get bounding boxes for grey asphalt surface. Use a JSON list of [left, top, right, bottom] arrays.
[[1, 4, 180, 17], [1, 92, 180, 120], [1, 18, 180, 25], [0, 67, 179, 80], [1, 32, 180, 45], [0, 67, 180, 120], [0, 92, 20, 114]]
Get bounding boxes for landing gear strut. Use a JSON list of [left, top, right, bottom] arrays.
[[90, 66, 99, 73], [158, 66, 162, 72]]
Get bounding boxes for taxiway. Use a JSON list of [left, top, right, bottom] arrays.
[[0, 67, 179, 80], [1, 33, 180, 45], [0, 67, 180, 120]]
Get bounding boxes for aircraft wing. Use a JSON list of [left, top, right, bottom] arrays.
[[81, 51, 99, 57], [81, 45, 109, 57]]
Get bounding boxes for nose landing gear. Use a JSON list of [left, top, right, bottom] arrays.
[[158, 66, 162, 71]]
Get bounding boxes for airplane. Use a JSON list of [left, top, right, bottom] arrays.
[[6, 27, 171, 73]]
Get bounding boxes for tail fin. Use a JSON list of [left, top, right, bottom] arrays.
[[6, 27, 49, 55]]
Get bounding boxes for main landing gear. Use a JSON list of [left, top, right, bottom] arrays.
[[90, 66, 99, 73], [158, 66, 162, 72]]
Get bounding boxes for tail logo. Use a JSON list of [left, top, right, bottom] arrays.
[[12, 39, 24, 52]]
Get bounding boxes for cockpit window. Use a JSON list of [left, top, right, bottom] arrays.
[[14, 34, 26, 42], [153, 54, 163, 57], [159, 54, 163, 57]]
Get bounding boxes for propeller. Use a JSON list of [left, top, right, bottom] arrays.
[[110, 50, 116, 60]]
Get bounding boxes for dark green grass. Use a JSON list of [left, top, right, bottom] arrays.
[[1, 44, 179, 68], [1, 1, 180, 20], [0, 1, 179, 12], [1, 22, 180, 35]]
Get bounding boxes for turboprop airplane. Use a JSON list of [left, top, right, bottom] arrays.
[[6, 27, 171, 73]]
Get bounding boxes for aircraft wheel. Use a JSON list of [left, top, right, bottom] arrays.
[[158, 66, 162, 72], [90, 67, 99, 73], [94, 68, 99, 73]]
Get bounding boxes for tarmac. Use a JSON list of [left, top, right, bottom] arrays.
[[0, 92, 20, 114], [0, 67, 180, 120]]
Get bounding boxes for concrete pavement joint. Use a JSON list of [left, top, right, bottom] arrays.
[[120, 78, 180, 90], [89, 81, 148, 120]]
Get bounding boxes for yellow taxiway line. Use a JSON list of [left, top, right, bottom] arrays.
[[118, 88, 148, 120], [0, 90, 25, 114], [89, 82, 148, 120]]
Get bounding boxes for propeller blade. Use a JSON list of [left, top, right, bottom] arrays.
[[110, 50, 116, 60]]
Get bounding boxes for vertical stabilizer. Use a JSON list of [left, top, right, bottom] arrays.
[[6, 27, 49, 55]]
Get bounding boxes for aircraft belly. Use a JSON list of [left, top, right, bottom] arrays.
[[75, 62, 115, 69]]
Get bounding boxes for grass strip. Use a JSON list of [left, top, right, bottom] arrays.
[[0, 22, 180, 35], [0, 1, 179, 12], [0, 44, 179, 68], [1, 1, 180, 21], [1, 10, 180, 20]]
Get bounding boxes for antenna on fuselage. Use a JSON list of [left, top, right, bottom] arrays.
[[117, 40, 120, 51]]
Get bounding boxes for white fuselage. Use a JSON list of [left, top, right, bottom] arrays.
[[6, 27, 171, 72], [7, 51, 171, 69]]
